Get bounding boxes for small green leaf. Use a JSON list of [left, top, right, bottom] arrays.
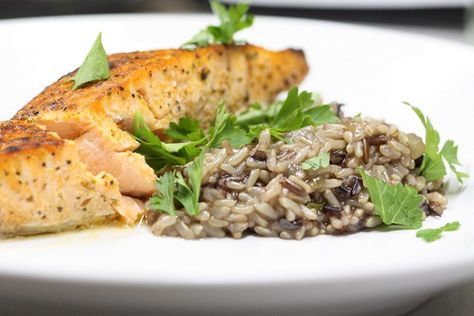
[[174, 172, 196, 216], [416, 221, 460, 242], [407, 103, 467, 184], [166, 117, 205, 142], [271, 87, 308, 130], [149, 171, 176, 215], [440, 140, 469, 184], [301, 152, 330, 170], [188, 152, 204, 215], [73, 32, 110, 89], [421, 154, 446, 182], [132, 112, 189, 172], [207, 102, 250, 148], [304, 105, 339, 125], [359, 169, 423, 229], [181, 0, 254, 49]]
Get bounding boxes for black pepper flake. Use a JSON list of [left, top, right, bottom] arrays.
[[57, 207, 63, 212], [200, 68, 210, 81], [55, 166, 60, 171], [15, 171, 20, 176], [66, 160, 72, 165], [42, 162, 46, 167], [131, 93, 136, 98]]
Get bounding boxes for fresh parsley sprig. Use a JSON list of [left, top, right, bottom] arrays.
[[136, 87, 338, 173], [359, 169, 424, 229], [149, 153, 204, 216], [133, 112, 201, 173], [407, 103, 468, 184], [238, 87, 339, 141], [73, 32, 110, 89], [416, 221, 460, 242], [181, 0, 254, 49]]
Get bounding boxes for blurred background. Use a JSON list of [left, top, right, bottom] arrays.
[[0, 0, 473, 44]]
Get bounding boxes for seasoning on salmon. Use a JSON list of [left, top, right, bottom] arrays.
[[13, 44, 308, 197]]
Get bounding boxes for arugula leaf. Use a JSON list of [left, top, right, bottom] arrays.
[[73, 32, 110, 89], [416, 221, 460, 242], [149, 171, 176, 215], [207, 102, 251, 148], [441, 140, 469, 184], [359, 169, 423, 229], [408, 103, 467, 184], [301, 152, 330, 170], [181, 0, 254, 49]]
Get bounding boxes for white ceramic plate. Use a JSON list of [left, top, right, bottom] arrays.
[[1, 14, 474, 316], [223, 0, 470, 9]]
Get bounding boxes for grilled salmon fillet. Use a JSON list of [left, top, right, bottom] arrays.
[[0, 121, 128, 237], [13, 44, 308, 197], [2, 44, 308, 237]]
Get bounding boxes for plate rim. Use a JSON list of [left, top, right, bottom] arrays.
[[0, 13, 474, 288]]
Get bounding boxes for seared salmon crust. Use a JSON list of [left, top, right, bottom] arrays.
[[1, 44, 308, 237], [0, 121, 122, 237]]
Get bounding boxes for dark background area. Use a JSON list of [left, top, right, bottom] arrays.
[[0, 0, 465, 33]]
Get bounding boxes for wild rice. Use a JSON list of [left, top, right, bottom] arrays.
[[148, 116, 446, 239]]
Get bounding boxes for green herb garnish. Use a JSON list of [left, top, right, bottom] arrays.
[[149, 171, 177, 216], [416, 221, 460, 242], [407, 103, 468, 184], [301, 152, 330, 170], [133, 112, 198, 172], [359, 169, 423, 229], [150, 153, 204, 216], [73, 32, 110, 89], [206, 102, 251, 148], [440, 140, 469, 184], [181, 0, 254, 49], [238, 87, 339, 141]]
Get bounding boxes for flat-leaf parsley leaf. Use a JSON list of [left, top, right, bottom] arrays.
[[359, 169, 423, 229], [407, 103, 468, 184], [301, 152, 330, 170], [416, 221, 460, 242], [181, 0, 254, 49]]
